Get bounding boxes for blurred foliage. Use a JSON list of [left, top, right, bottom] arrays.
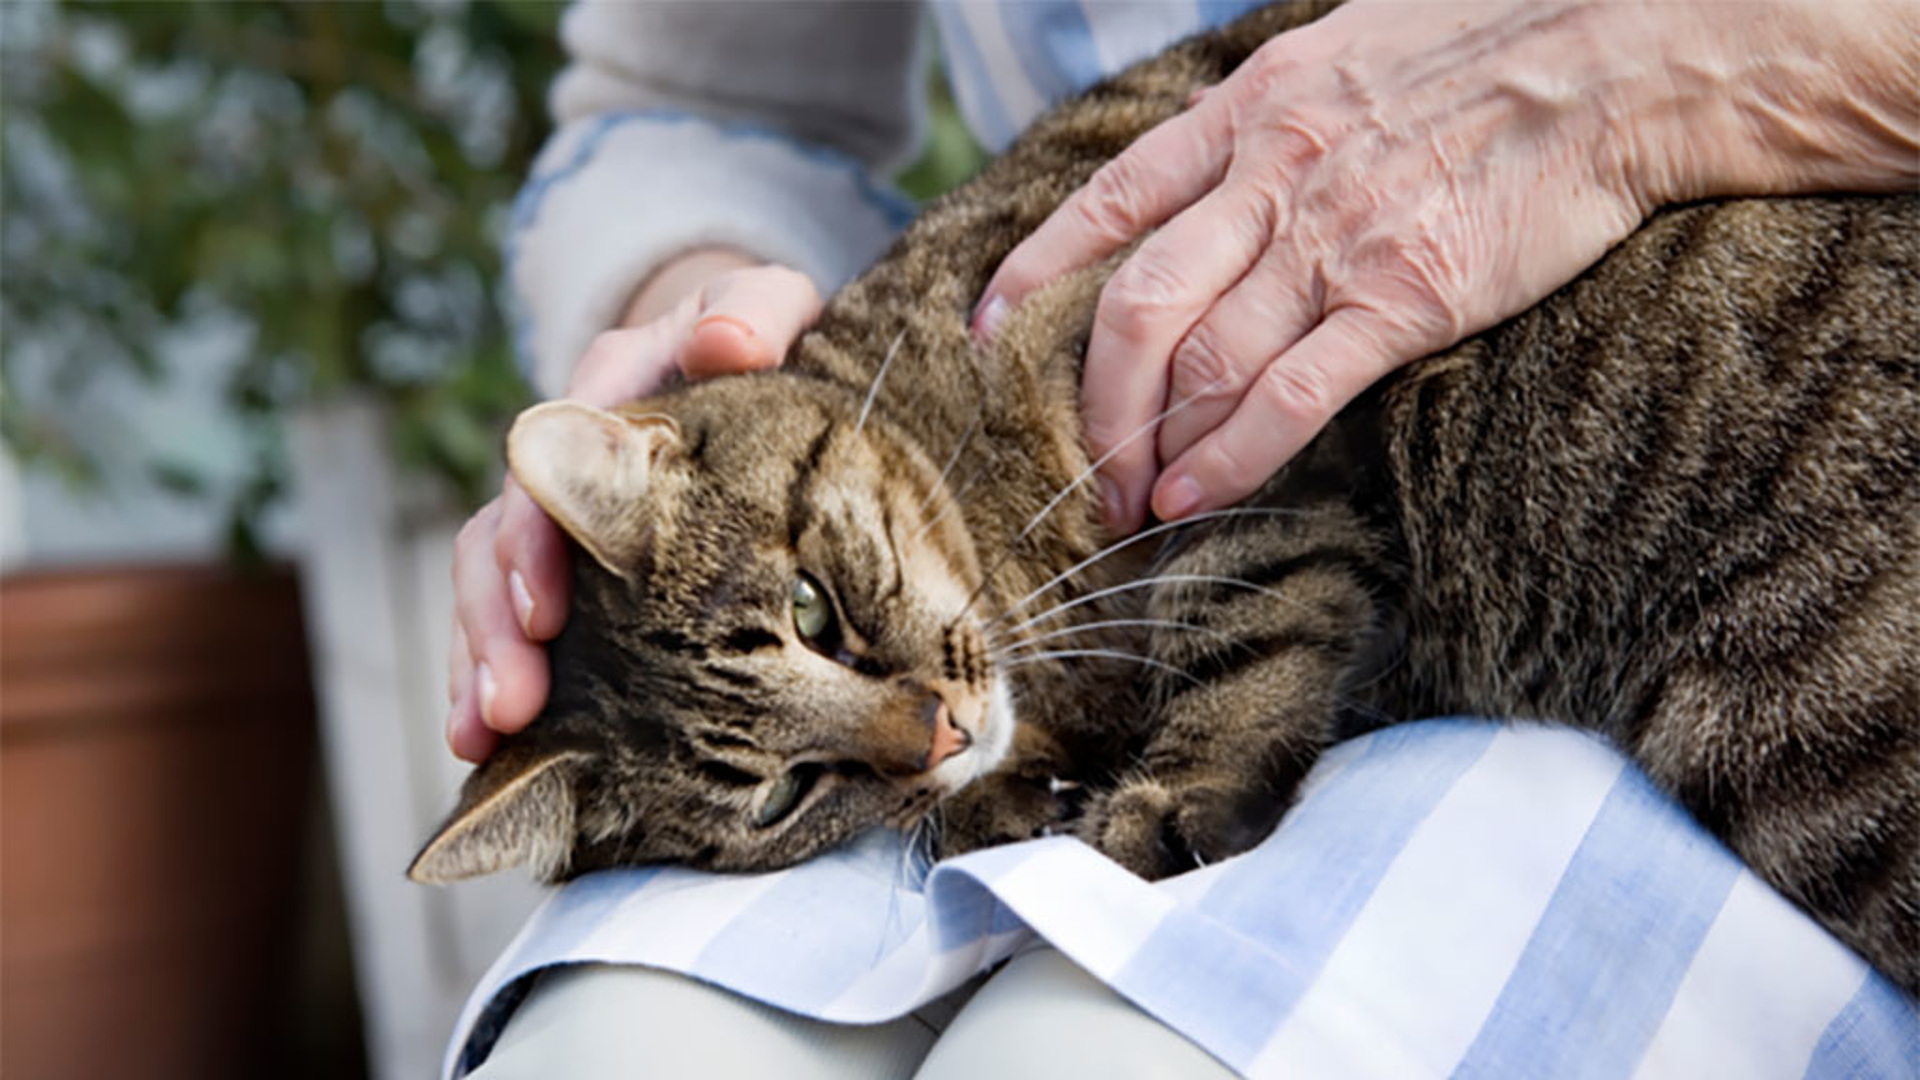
[[0, 1, 984, 556], [897, 59, 988, 203], [3, 0, 564, 552]]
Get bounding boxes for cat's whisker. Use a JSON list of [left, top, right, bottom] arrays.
[[916, 407, 984, 519], [1333, 693, 1399, 730], [979, 625, 1035, 672], [853, 328, 908, 439], [915, 464, 987, 544], [879, 823, 932, 961], [1010, 380, 1225, 549], [993, 617, 1231, 659], [954, 380, 1228, 621], [1002, 648, 1202, 688], [986, 507, 1304, 630], [1003, 573, 1300, 639]]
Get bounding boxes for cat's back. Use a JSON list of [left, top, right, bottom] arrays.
[[1381, 193, 1919, 728]]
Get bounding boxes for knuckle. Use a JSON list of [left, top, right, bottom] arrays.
[[583, 328, 630, 360], [492, 513, 520, 570], [578, 328, 638, 374], [1169, 326, 1241, 398], [1341, 229, 1467, 345], [1391, 231, 1469, 334], [1077, 155, 1153, 242], [1232, 186, 1284, 251], [455, 509, 493, 558], [455, 501, 504, 575], [1242, 36, 1307, 84], [1100, 253, 1190, 340], [1271, 109, 1338, 170], [1235, 45, 1303, 109], [1080, 416, 1125, 460], [1254, 358, 1334, 426], [761, 263, 816, 297], [1081, 412, 1145, 464], [448, 630, 471, 691]]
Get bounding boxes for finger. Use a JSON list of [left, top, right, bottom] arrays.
[[493, 478, 570, 641], [1154, 245, 1318, 469], [975, 98, 1234, 333], [567, 303, 701, 408], [1078, 182, 1272, 533], [449, 617, 473, 704], [447, 689, 497, 763], [1152, 310, 1393, 519], [680, 265, 822, 380], [455, 505, 551, 735]]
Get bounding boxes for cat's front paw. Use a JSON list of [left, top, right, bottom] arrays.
[[935, 769, 1083, 858], [1080, 778, 1268, 880]]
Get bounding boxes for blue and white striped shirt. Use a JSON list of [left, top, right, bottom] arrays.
[[446, 720, 1915, 1078], [930, 0, 1271, 151]]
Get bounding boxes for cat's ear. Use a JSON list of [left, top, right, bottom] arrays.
[[407, 745, 592, 885], [507, 401, 680, 578]]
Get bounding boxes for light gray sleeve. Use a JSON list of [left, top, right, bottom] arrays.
[[511, 1, 927, 396]]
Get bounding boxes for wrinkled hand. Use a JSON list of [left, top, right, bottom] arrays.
[[978, 0, 1668, 533], [447, 259, 820, 761]]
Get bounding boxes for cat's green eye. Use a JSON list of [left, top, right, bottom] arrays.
[[755, 765, 819, 828], [791, 573, 836, 644]]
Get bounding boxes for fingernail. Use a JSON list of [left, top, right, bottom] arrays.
[[1157, 476, 1203, 520], [509, 570, 535, 636], [688, 314, 776, 375], [477, 663, 498, 726], [694, 314, 757, 343], [974, 295, 1009, 341]]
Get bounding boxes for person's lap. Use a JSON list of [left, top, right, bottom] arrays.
[[472, 948, 1233, 1080], [449, 721, 1905, 1080]]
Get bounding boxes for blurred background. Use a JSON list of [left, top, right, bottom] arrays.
[[0, 2, 983, 1078]]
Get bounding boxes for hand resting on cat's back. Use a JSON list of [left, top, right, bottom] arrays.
[[413, 2, 1918, 994]]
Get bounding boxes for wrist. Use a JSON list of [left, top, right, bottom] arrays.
[[621, 247, 762, 328], [1621, 0, 1919, 209]]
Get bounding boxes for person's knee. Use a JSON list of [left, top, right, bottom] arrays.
[[913, 950, 1234, 1080], [471, 963, 935, 1080]]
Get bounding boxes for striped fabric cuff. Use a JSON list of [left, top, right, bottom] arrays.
[[507, 110, 916, 398]]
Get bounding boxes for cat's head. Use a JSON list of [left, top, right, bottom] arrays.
[[409, 374, 1016, 884]]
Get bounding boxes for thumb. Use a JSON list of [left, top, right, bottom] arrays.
[[679, 265, 823, 381]]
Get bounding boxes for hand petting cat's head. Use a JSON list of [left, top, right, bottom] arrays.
[[411, 375, 1014, 884]]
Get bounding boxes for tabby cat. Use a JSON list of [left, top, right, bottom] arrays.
[[411, 2, 1919, 991]]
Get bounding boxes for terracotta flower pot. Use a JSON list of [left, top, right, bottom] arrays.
[[1, 564, 327, 1079]]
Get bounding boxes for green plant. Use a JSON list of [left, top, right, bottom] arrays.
[[2, 0, 563, 556], [896, 58, 988, 203], [1, 2, 985, 558]]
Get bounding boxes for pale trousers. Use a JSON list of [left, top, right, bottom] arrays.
[[471, 947, 1237, 1079]]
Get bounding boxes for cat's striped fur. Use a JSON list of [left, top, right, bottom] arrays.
[[413, 3, 1918, 991]]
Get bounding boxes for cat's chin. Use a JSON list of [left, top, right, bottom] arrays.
[[930, 674, 1015, 792]]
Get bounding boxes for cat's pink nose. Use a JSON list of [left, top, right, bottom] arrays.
[[927, 699, 972, 768]]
